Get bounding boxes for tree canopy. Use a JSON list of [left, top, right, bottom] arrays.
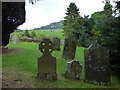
[[62, 2, 81, 38], [2, 2, 25, 46]]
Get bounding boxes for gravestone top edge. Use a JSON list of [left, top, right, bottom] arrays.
[[67, 59, 78, 63], [67, 59, 82, 66], [87, 44, 109, 52]]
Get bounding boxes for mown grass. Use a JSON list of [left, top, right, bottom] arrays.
[[2, 42, 119, 88]]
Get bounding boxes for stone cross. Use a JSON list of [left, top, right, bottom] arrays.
[[37, 39, 57, 80], [84, 44, 110, 85]]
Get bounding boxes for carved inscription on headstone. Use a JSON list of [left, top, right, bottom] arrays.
[[65, 60, 82, 80], [84, 44, 110, 85], [37, 39, 57, 80], [62, 37, 76, 59], [11, 34, 19, 44], [52, 37, 60, 51]]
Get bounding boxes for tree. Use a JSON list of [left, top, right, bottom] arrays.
[[90, 2, 113, 42], [63, 2, 81, 39], [103, 2, 113, 16], [30, 31, 36, 38], [93, 1, 120, 76], [2, 2, 25, 46], [63, 3, 94, 47], [24, 30, 30, 37]]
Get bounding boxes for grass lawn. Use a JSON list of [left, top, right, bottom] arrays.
[[2, 42, 119, 88]]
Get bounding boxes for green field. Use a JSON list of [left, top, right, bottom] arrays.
[[33, 29, 65, 40], [2, 29, 119, 88], [13, 29, 65, 40]]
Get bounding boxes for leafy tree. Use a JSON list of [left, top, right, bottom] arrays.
[[2, 2, 25, 46], [63, 3, 94, 47], [77, 16, 94, 47], [90, 2, 113, 41], [103, 2, 113, 16], [93, 1, 120, 76], [30, 31, 36, 38], [63, 2, 81, 39], [24, 30, 30, 37]]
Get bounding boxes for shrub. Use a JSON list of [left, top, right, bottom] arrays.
[[24, 30, 30, 37], [30, 31, 36, 38], [36, 33, 53, 40]]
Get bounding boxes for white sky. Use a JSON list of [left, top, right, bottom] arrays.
[[18, 0, 106, 30]]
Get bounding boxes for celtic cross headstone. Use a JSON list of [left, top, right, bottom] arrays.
[[37, 39, 57, 80]]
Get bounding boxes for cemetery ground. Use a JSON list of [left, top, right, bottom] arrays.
[[2, 29, 120, 88]]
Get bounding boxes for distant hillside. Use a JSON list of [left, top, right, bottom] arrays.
[[34, 20, 63, 30]]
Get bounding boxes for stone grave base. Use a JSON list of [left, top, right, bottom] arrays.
[[37, 73, 57, 80], [84, 80, 111, 86]]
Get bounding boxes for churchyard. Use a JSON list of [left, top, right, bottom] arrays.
[[1, 29, 119, 88]]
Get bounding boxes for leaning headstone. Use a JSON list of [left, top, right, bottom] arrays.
[[65, 59, 82, 80], [52, 37, 60, 51], [84, 44, 110, 85], [11, 34, 19, 44], [62, 37, 76, 59], [37, 39, 57, 80]]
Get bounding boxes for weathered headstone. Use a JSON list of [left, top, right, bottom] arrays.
[[65, 59, 82, 80], [11, 34, 19, 44], [37, 39, 57, 80], [62, 37, 76, 59], [52, 37, 60, 51], [84, 44, 110, 85]]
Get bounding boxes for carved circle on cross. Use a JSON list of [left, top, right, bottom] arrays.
[[39, 39, 54, 54]]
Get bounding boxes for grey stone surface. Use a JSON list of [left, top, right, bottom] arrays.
[[37, 39, 57, 80], [62, 37, 76, 59], [11, 34, 19, 44], [52, 37, 60, 51], [65, 59, 82, 80], [84, 44, 110, 85]]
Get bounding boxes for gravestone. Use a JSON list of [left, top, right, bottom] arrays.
[[65, 59, 82, 80], [52, 37, 60, 51], [37, 39, 57, 80], [11, 34, 19, 44], [84, 44, 110, 85], [62, 37, 76, 59]]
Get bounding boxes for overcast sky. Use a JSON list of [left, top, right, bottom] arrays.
[[18, 0, 106, 30]]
